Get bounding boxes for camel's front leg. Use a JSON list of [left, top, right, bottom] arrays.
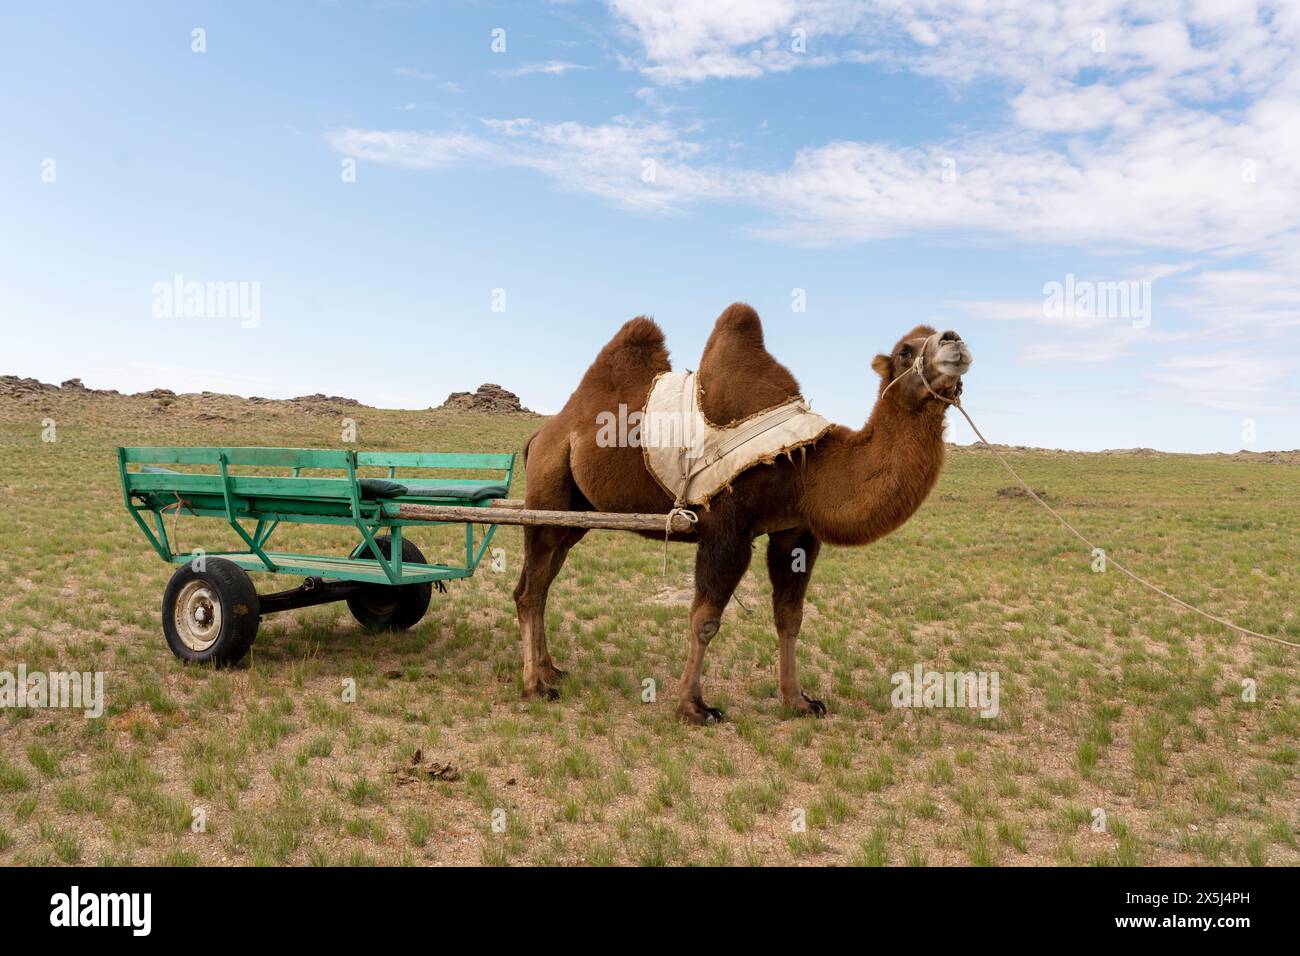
[[767, 529, 826, 717], [677, 532, 751, 725]]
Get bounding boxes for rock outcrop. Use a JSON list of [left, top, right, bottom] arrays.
[[438, 383, 530, 414], [0, 376, 57, 398]]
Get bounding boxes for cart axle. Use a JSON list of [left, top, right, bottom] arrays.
[[257, 577, 363, 616]]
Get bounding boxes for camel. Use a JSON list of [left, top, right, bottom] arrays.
[[514, 302, 973, 724]]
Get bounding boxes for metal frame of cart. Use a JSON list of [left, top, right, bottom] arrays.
[[119, 445, 697, 665], [118, 445, 514, 663]]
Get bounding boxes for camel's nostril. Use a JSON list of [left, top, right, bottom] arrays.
[[940, 330, 959, 342]]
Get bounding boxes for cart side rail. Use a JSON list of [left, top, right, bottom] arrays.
[[119, 447, 515, 487], [121, 446, 355, 469], [356, 451, 516, 472]]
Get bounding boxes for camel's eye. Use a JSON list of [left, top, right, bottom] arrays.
[[898, 345, 914, 363]]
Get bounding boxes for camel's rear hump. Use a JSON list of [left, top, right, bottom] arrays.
[[569, 315, 671, 399]]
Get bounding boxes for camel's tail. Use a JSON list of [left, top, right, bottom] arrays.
[[521, 430, 537, 471]]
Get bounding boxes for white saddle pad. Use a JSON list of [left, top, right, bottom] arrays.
[[640, 370, 832, 507]]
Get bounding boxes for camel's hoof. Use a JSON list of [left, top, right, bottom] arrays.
[[677, 699, 724, 726], [785, 691, 827, 718], [523, 680, 560, 702]]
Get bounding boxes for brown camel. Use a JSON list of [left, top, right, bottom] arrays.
[[514, 303, 973, 724]]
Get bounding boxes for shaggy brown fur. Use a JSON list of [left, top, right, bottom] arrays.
[[697, 302, 802, 425], [514, 302, 970, 722]]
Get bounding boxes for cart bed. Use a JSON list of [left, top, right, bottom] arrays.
[[118, 446, 515, 585]]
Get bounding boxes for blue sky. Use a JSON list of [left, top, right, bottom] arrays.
[[3, 1, 1298, 452]]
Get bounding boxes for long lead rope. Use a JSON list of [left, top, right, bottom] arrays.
[[888, 336, 1300, 651], [161, 491, 193, 561]]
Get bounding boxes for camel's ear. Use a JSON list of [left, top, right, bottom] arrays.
[[871, 354, 891, 378]]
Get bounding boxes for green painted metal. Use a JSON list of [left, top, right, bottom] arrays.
[[170, 551, 473, 585], [119, 445, 515, 589], [343, 451, 402, 584], [122, 446, 355, 468], [118, 447, 171, 560], [219, 452, 278, 571], [474, 522, 499, 568], [356, 451, 516, 470], [125, 472, 511, 503]]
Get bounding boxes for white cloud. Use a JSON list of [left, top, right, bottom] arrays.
[[606, 0, 826, 81], [747, 101, 1300, 251], [1148, 352, 1300, 414], [333, 1, 1300, 416], [343, 3, 1300, 257], [606, 0, 1300, 100], [330, 98, 1300, 251], [392, 68, 463, 93], [492, 60, 593, 78], [906, 20, 939, 47], [1169, 264, 1300, 335], [1011, 84, 1132, 132], [327, 129, 492, 169], [330, 119, 726, 212], [1020, 327, 1158, 365]]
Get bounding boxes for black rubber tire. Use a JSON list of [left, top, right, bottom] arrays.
[[161, 557, 260, 665], [346, 535, 433, 631]]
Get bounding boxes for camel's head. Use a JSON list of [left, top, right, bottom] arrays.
[[872, 325, 973, 409]]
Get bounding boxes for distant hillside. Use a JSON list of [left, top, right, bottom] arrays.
[[0, 375, 537, 419], [1, 374, 1295, 463]]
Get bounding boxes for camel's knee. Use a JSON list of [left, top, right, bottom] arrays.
[[695, 618, 721, 645], [513, 574, 542, 614], [513, 551, 553, 609], [774, 606, 803, 637]]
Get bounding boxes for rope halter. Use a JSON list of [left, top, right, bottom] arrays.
[[663, 504, 699, 574], [879, 331, 960, 406]]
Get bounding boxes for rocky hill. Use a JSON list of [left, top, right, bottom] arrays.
[[0, 375, 534, 417], [436, 383, 531, 414]]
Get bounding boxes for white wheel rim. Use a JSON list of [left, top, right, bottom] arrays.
[[175, 580, 223, 652]]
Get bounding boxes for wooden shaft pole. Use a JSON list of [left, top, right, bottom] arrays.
[[395, 503, 697, 534]]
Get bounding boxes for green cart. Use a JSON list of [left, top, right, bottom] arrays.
[[118, 446, 515, 665]]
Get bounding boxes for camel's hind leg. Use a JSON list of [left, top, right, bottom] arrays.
[[537, 528, 586, 681], [766, 528, 826, 717], [514, 523, 586, 699]]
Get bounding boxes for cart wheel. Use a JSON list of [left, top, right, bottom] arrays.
[[162, 558, 260, 665], [346, 535, 433, 631]]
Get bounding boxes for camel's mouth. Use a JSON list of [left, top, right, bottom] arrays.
[[931, 338, 973, 378]]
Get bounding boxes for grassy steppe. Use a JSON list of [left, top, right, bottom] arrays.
[[0, 389, 1296, 866]]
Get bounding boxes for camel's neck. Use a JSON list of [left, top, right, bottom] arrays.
[[802, 397, 949, 547]]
